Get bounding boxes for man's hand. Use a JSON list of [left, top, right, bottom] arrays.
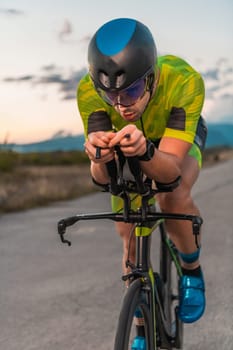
[[108, 125, 146, 157], [84, 131, 115, 163]]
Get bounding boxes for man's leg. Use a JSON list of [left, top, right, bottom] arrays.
[[157, 155, 201, 264], [157, 154, 205, 323], [114, 222, 136, 275]]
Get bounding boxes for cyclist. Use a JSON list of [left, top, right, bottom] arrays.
[[77, 18, 207, 333]]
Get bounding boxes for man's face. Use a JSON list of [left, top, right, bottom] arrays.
[[113, 91, 151, 122]]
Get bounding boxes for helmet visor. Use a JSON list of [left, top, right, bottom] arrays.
[[96, 77, 147, 107]]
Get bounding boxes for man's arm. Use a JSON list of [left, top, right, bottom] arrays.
[[140, 137, 192, 183], [90, 162, 110, 185]]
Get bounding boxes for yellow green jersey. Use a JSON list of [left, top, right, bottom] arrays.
[[77, 55, 205, 146]]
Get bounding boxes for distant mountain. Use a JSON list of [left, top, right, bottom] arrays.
[[205, 123, 233, 148], [0, 134, 85, 153], [0, 123, 233, 153]]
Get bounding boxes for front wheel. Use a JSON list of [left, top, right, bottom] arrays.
[[114, 278, 156, 350]]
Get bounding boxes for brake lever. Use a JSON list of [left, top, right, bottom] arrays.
[[57, 220, 72, 246], [192, 216, 203, 249]]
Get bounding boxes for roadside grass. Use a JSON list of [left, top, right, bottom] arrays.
[[0, 164, 95, 212], [0, 150, 89, 171], [0, 150, 94, 212]]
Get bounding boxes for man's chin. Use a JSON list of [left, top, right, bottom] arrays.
[[121, 113, 141, 122]]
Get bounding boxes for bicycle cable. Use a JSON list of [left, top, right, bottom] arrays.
[[125, 223, 137, 270]]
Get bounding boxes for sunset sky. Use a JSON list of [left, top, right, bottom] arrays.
[[0, 0, 232, 144]]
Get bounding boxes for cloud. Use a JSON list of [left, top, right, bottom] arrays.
[[202, 68, 219, 81], [41, 64, 57, 72], [4, 75, 34, 83], [3, 66, 87, 100], [57, 19, 91, 46], [37, 73, 66, 85], [203, 95, 233, 123], [35, 68, 87, 99], [201, 59, 233, 122], [0, 8, 24, 16], [58, 19, 73, 41], [201, 60, 233, 95], [58, 69, 87, 100]]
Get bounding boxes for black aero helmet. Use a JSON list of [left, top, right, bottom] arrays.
[[88, 18, 157, 92]]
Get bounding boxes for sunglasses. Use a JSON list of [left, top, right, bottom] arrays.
[[96, 76, 148, 107]]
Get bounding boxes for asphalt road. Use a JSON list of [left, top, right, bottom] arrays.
[[0, 159, 233, 350]]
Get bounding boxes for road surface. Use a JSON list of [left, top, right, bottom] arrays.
[[0, 159, 233, 350]]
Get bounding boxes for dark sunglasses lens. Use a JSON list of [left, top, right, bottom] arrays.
[[97, 78, 146, 106], [125, 79, 145, 99]]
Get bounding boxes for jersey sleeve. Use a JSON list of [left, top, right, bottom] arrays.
[[163, 68, 205, 144], [77, 74, 111, 138]]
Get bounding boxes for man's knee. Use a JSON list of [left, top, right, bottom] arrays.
[[157, 185, 192, 212]]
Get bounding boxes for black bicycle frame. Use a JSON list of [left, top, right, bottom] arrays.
[[127, 228, 182, 348]]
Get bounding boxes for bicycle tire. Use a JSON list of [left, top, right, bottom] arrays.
[[114, 278, 156, 350], [159, 222, 183, 349]]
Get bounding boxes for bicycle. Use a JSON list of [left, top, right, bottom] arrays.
[[57, 150, 203, 350]]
